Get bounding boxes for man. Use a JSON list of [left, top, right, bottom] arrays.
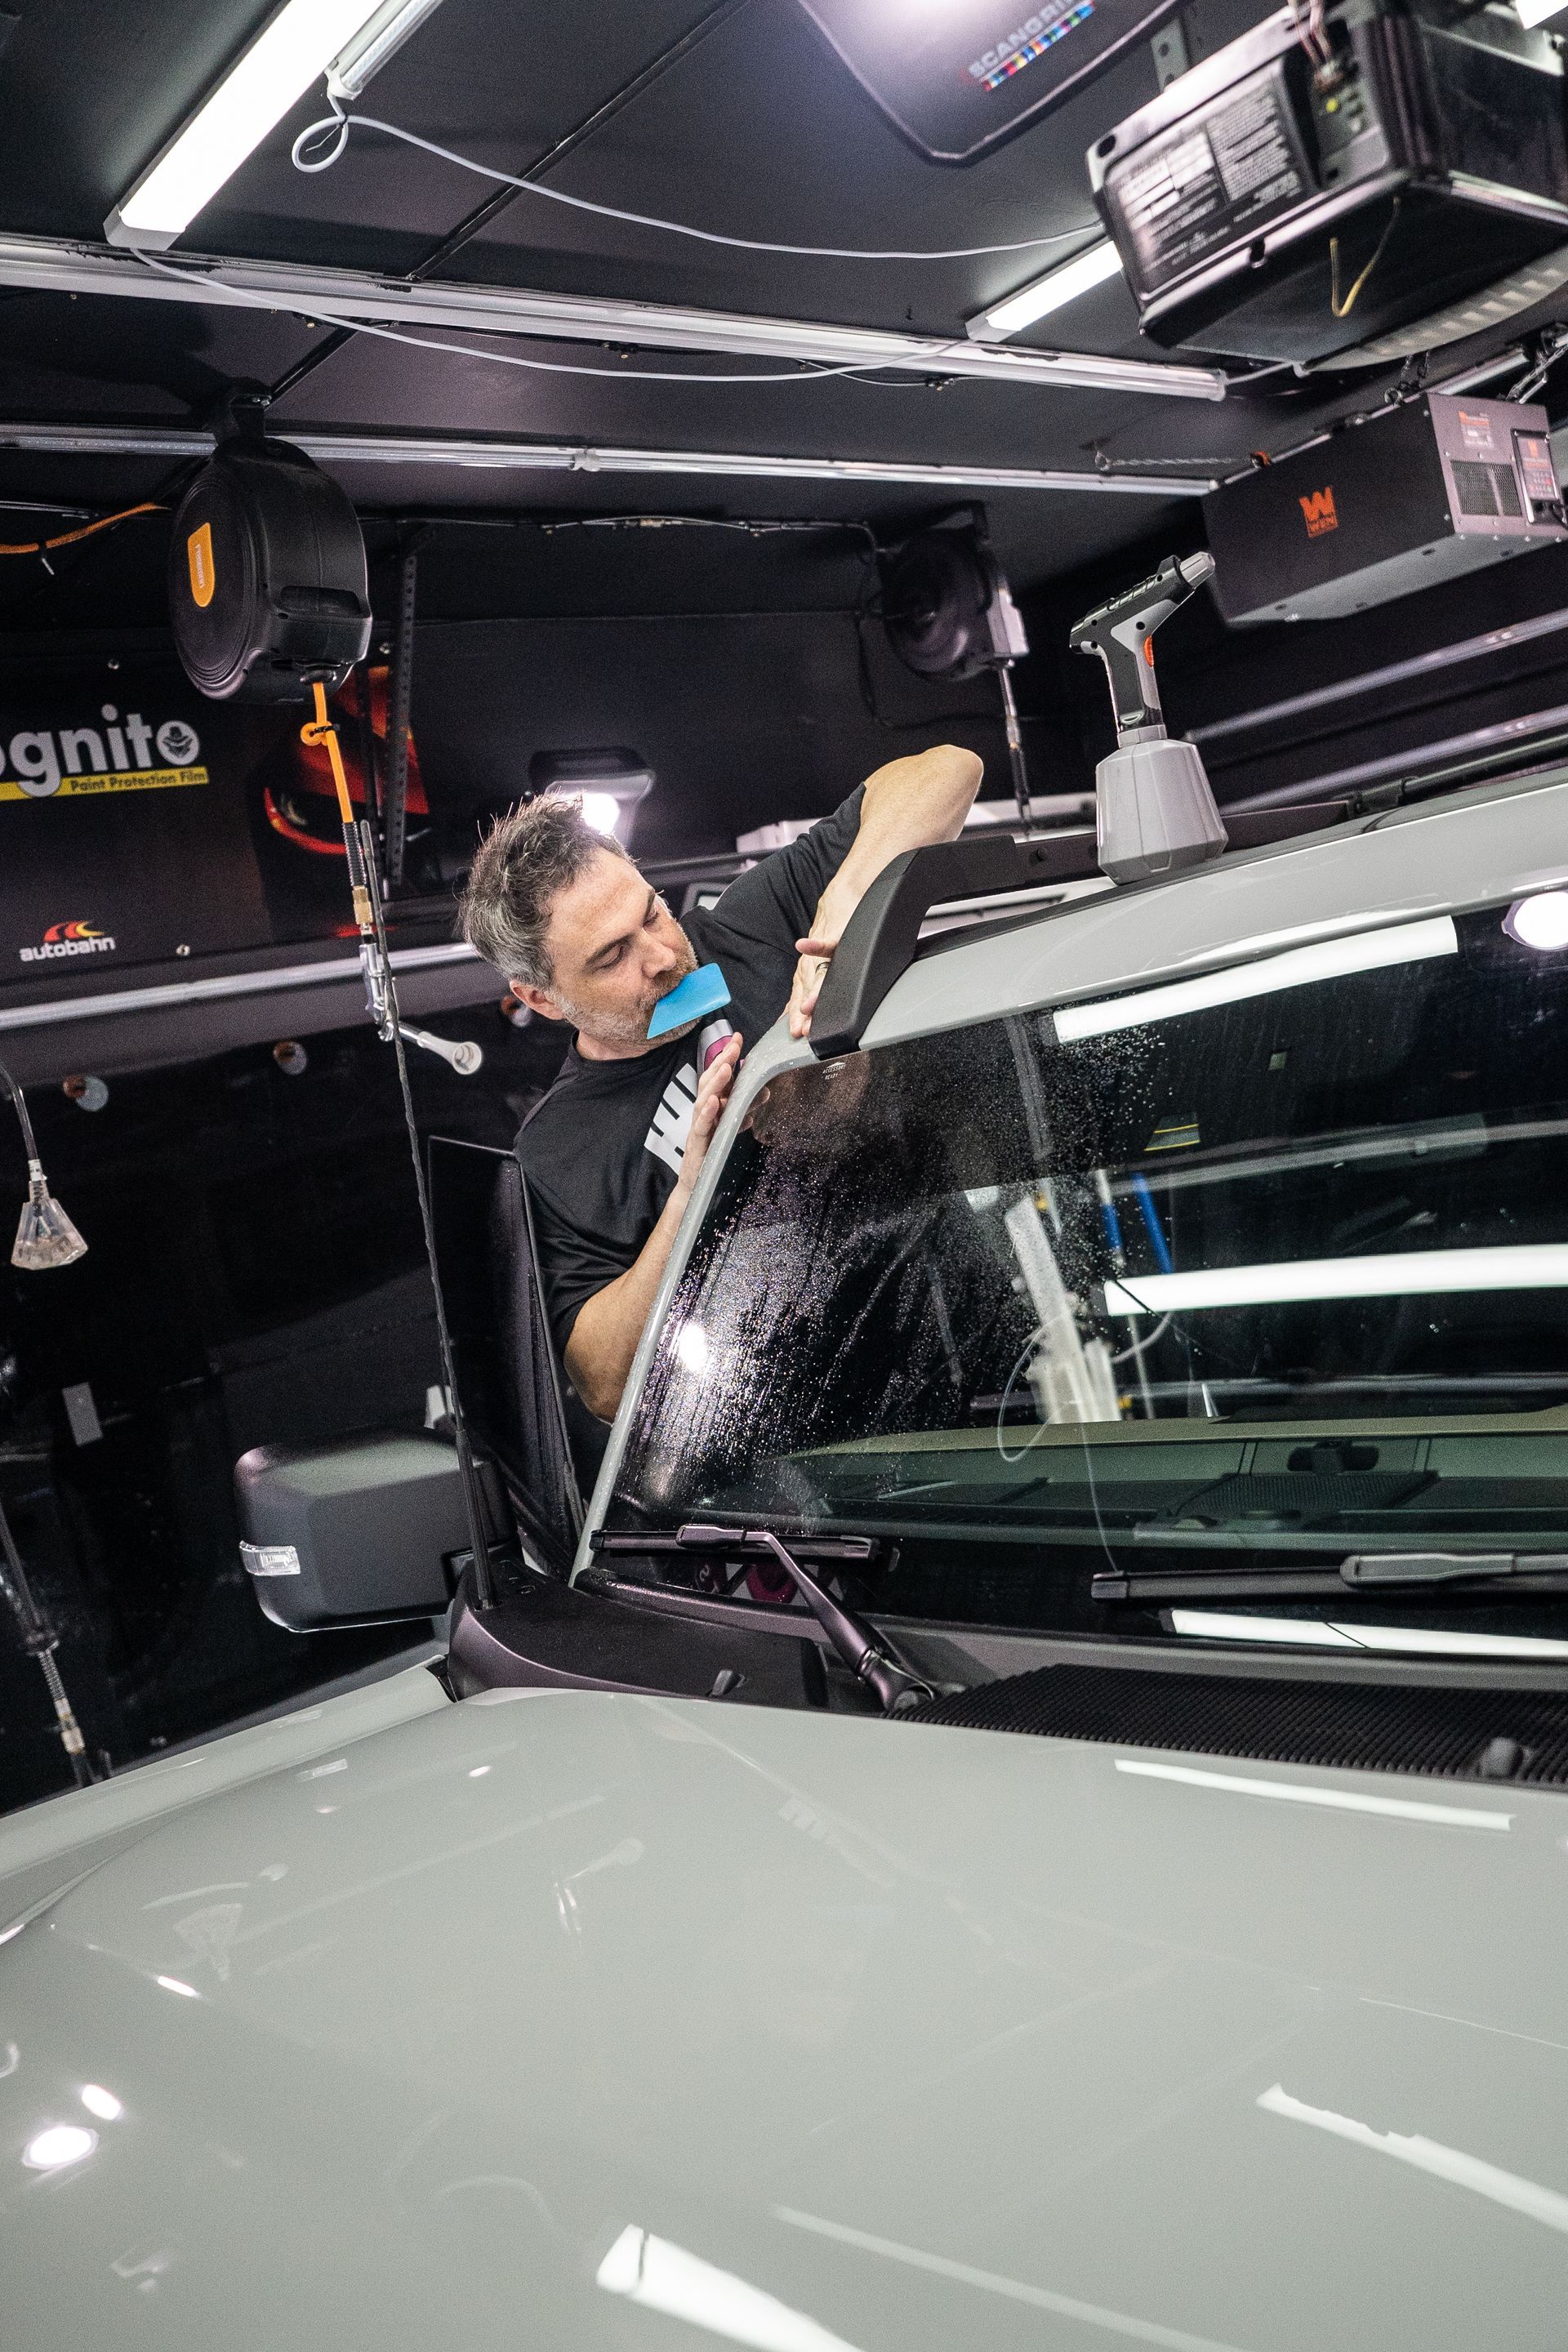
[[460, 746, 982, 1422]]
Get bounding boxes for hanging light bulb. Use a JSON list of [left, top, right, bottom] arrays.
[[12, 1166, 87, 1272], [0, 1067, 86, 1271]]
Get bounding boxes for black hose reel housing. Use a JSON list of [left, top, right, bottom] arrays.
[[880, 527, 1027, 679], [169, 435, 372, 702]]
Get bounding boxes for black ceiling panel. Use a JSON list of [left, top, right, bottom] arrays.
[[195, 0, 729, 272]]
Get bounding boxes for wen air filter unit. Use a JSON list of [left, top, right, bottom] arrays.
[[796, 0, 1187, 162], [1203, 393, 1567, 625], [1090, 0, 1568, 363]]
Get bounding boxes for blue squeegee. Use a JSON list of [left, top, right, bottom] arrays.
[[646, 961, 732, 1040]]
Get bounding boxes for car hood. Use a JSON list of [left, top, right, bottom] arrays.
[[4, 1686, 1566, 2352]]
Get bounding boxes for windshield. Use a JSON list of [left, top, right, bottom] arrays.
[[604, 898, 1568, 1658]]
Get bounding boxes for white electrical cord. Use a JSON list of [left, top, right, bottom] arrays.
[[291, 103, 1101, 261], [130, 247, 890, 385]]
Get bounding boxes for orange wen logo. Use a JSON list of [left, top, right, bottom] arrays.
[[1300, 487, 1338, 537]]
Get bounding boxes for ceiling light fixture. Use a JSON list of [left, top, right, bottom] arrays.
[[1, 229, 1227, 401], [327, 0, 448, 99], [529, 750, 654, 843], [105, 0, 448, 248], [1054, 915, 1459, 1043], [1504, 889, 1568, 949], [1115, 1756, 1512, 1829], [1170, 1609, 1568, 1659], [1102, 1241, 1568, 1316], [22, 2125, 97, 2171], [0, 417, 1219, 497], [969, 238, 1125, 341]]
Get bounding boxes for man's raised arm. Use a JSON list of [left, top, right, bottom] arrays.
[[788, 743, 983, 1037]]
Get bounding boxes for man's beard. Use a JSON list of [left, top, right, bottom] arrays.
[[556, 932, 698, 1050]]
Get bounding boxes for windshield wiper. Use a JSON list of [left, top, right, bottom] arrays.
[[1094, 1550, 1568, 1604], [587, 1521, 933, 1714], [1340, 1550, 1568, 1587], [679, 1526, 934, 1715]]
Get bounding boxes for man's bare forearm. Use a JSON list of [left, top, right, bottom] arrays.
[[564, 1181, 690, 1422], [789, 745, 983, 1036], [827, 745, 980, 905], [563, 1032, 742, 1423]]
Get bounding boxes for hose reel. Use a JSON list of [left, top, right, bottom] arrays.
[[880, 521, 1034, 831], [168, 427, 372, 703]]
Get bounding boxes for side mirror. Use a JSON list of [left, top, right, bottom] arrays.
[[234, 1431, 478, 1631]]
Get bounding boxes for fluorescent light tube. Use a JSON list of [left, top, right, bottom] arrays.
[[106, 0, 411, 248], [597, 2226, 859, 2352], [1103, 1242, 1568, 1316], [327, 0, 448, 98], [2, 228, 1231, 399], [1115, 1757, 1512, 1829], [1258, 2086, 1568, 2234], [1054, 915, 1459, 1043], [1170, 1610, 1568, 1659], [1516, 0, 1567, 27], [970, 239, 1124, 341]]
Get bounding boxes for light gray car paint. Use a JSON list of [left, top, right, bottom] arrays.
[[0, 1663, 448, 1919], [577, 771, 1568, 1562], [2, 1688, 1565, 2352]]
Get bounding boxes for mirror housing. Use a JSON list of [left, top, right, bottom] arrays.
[[235, 1430, 474, 1631]]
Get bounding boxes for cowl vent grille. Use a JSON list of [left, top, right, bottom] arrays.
[[907, 1664, 1568, 1788]]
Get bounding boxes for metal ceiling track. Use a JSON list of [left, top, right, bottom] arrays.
[[0, 231, 1227, 403], [0, 416, 1215, 497]]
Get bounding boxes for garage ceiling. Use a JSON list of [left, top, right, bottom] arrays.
[[0, 0, 1559, 590]]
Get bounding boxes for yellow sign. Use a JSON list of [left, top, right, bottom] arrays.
[[0, 766, 210, 802], [186, 521, 216, 608]]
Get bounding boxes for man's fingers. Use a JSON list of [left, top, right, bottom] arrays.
[[692, 1035, 741, 1129], [795, 937, 835, 958]]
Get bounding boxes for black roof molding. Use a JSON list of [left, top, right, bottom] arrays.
[[807, 804, 1356, 1058], [808, 833, 1064, 1058]]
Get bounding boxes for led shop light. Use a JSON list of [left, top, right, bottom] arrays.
[[1054, 916, 1459, 1041], [327, 0, 448, 99], [1504, 889, 1568, 948], [1102, 1242, 1568, 1316], [969, 238, 1123, 341], [105, 0, 449, 247], [529, 750, 654, 844]]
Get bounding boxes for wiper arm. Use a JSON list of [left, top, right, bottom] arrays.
[[679, 1524, 934, 1716], [1094, 1550, 1568, 1604], [1340, 1550, 1568, 1588]]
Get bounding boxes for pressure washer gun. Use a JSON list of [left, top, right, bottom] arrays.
[[1069, 550, 1228, 885], [300, 684, 482, 1075]]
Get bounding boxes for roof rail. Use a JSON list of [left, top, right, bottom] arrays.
[[807, 804, 1350, 1058]]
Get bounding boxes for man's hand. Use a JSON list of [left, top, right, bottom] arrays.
[[788, 743, 982, 1041], [677, 1032, 742, 1195], [564, 1031, 742, 1423], [788, 935, 835, 1040]]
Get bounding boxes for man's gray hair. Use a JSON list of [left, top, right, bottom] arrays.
[[460, 793, 631, 988]]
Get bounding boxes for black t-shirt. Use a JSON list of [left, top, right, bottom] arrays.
[[517, 786, 865, 1358]]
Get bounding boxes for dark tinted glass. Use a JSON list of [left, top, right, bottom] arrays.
[[607, 903, 1568, 1648]]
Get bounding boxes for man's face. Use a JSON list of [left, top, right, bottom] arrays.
[[514, 849, 697, 1052]]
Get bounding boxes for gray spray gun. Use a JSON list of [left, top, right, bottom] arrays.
[[1070, 550, 1227, 885]]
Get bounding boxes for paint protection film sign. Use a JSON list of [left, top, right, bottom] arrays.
[[0, 706, 207, 802], [0, 679, 276, 977]]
